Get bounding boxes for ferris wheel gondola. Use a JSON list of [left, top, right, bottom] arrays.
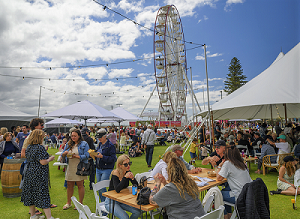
[[154, 5, 188, 121]]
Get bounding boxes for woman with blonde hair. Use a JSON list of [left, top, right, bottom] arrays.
[[149, 158, 205, 219], [150, 151, 177, 180], [0, 127, 8, 142], [270, 156, 300, 196], [105, 154, 140, 219], [61, 129, 90, 210], [20, 129, 57, 219]]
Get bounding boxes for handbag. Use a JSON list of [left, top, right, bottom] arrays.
[[136, 187, 151, 205], [76, 160, 90, 176]]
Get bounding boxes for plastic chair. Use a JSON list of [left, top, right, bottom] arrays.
[[203, 195, 214, 213], [195, 205, 225, 219], [92, 180, 110, 216], [236, 145, 249, 155], [223, 201, 237, 219], [71, 196, 108, 219]]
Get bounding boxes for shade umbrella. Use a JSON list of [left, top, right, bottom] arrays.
[[45, 118, 83, 126], [41, 100, 122, 125]]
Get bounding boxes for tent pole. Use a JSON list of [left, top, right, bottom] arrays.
[[270, 104, 274, 132], [284, 103, 287, 124], [204, 44, 212, 150], [38, 85, 42, 117]]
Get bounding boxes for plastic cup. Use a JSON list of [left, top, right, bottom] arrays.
[[132, 185, 137, 195]]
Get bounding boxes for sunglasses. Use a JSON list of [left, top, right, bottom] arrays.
[[122, 161, 132, 167]]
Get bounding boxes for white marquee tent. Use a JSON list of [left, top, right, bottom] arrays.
[[198, 42, 300, 120]]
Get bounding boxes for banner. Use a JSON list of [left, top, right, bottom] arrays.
[[170, 121, 181, 127]]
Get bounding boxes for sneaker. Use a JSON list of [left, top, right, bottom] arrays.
[[270, 190, 281, 195]]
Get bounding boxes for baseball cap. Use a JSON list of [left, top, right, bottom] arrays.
[[254, 132, 260, 136], [96, 128, 107, 138], [283, 156, 294, 162], [277, 135, 286, 140], [214, 140, 226, 147], [81, 127, 90, 134], [172, 145, 184, 152]]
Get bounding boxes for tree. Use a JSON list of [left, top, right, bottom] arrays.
[[224, 57, 247, 94]]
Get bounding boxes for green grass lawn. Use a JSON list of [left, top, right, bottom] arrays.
[[0, 144, 297, 218]]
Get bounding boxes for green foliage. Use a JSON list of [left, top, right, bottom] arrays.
[[224, 57, 247, 94], [0, 145, 297, 218]]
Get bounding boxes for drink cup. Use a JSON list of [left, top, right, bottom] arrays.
[[132, 185, 137, 195]]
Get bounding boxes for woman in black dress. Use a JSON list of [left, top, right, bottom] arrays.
[[21, 129, 57, 219]]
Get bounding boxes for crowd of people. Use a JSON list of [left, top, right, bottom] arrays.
[[1, 118, 300, 219]]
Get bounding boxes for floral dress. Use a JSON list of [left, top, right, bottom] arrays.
[[277, 170, 294, 191], [21, 144, 51, 209]]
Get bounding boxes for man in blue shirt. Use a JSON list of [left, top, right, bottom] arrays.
[[16, 125, 30, 150]]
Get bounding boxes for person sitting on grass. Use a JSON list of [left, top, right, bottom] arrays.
[[255, 141, 277, 174], [189, 138, 199, 164], [149, 158, 205, 219], [270, 156, 300, 195]]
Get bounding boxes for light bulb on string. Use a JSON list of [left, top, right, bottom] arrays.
[[23, 76, 25, 80], [20, 67, 22, 70]]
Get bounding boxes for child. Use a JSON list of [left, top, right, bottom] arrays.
[[200, 144, 208, 160], [189, 138, 199, 164], [120, 132, 126, 151]]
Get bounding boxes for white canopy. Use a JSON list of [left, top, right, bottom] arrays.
[[0, 100, 35, 121], [41, 100, 122, 123], [45, 118, 83, 127], [198, 42, 300, 120], [87, 107, 142, 123]]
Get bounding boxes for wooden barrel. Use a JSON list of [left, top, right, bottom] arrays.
[[1, 158, 25, 198]]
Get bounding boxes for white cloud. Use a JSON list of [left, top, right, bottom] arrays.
[[195, 51, 223, 60], [163, 0, 216, 17], [108, 68, 133, 79], [225, 0, 245, 11]]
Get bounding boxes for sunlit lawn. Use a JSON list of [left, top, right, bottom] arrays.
[[0, 143, 297, 218]]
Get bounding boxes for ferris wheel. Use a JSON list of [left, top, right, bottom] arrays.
[[154, 5, 188, 121]]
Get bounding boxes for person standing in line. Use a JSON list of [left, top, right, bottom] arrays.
[[61, 129, 90, 210], [94, 129, 117, 203], [16, 125, 30, 150], [141, 125, 157, 167], [20, 129, 58, 219], [81, 127, 96, 190]]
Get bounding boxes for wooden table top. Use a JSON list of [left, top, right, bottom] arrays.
[[244, 157, 258, 162], [102, 168, 226, 212]]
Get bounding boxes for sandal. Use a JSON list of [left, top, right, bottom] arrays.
[[28, 210, 42, 215], [63, 203, 72, 210], [50, 204, 57, 208]]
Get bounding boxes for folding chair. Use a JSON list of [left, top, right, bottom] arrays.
[[92, 180, 110, 217], [194, 205, 225, 219], [203, 195, 214, 213], [71, 196, 108, 219]]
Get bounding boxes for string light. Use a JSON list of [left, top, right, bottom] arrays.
[[93, 1, 203, 46]]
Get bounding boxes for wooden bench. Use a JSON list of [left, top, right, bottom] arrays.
[[262, 153, 294, 175]]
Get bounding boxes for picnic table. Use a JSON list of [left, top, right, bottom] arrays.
[[103, 168, 226, 218]]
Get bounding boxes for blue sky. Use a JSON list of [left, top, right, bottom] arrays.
[[0, 0, 299, 121]]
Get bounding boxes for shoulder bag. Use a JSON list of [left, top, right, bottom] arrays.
[[76, 160, 90, 176]]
